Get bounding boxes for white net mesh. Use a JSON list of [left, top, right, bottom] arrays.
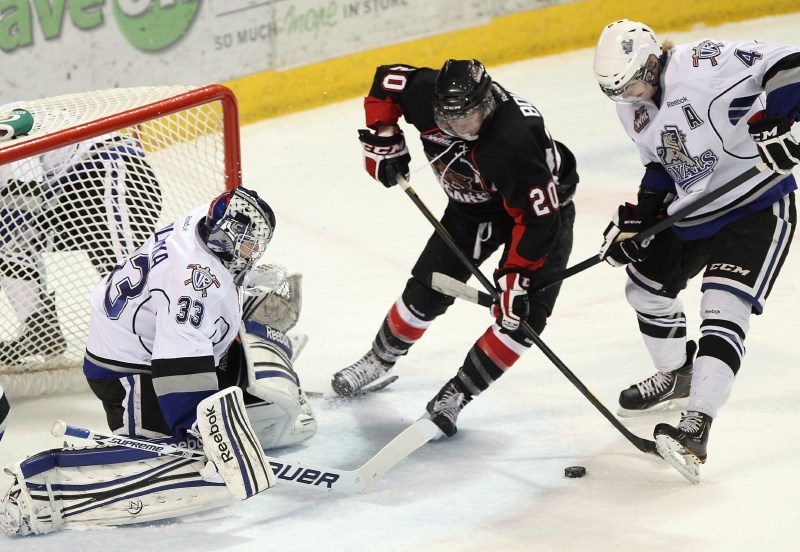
[[0, 85, 239, 398]]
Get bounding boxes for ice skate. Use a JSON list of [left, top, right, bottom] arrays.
[[618, 341, 696, 417], [423, 379, 470, 438], [0, 306, 67, 365], [654, 410, 712, 485], [331, 350, 396, 396]]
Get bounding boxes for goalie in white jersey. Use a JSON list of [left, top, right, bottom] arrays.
[[0, 186, 318, 535], [594, 20, 798, 481]]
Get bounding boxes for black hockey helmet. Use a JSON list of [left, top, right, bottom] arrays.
[[433, 59, 496, 141]]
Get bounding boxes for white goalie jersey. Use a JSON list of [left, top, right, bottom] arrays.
[[615, 39, 799, 240]]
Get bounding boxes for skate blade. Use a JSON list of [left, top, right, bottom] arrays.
[[307, 375, 399, 399], [655, 434, 701, 484], [617, 397, 689, 418], [361, 374, 399, 394]]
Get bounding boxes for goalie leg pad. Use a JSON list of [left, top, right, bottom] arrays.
[[0, 445, 233, 536], [195, 386, 276, 500], [240, 322, 317, 449]]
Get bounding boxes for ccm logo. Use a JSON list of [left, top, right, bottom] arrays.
[[269, 461, 340, 489], [709, 263, 751, 276]]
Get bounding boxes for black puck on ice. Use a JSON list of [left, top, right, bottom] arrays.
[[564, 466, 586, 478]]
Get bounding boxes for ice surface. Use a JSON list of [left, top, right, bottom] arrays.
[[2, 13, 799, 551]]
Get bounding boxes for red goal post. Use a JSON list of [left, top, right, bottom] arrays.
[[0, 84, 241, 398]]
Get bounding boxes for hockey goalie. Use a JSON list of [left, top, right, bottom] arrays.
[[0, 188, 317, 536]]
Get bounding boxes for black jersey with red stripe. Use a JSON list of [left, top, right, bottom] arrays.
[[364, 63, 578, 275]]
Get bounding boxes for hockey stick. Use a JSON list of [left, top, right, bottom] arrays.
[[526, 162, 780, 293], [51, 418, 440, 495], [396, 175, 658, 455], [429, 162, 784, 307]]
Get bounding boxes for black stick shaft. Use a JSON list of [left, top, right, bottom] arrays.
[[396, 176, 657, 454]]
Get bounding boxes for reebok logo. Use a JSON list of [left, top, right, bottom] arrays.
[[204, 405, 233, 463]]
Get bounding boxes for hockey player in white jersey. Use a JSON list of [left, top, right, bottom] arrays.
[[0, 186, 318, 535], [593, 20, 798, 481], [0, 103, 162, 365]]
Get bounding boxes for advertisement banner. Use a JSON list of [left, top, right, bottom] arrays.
[[0, 0, 565, 103]]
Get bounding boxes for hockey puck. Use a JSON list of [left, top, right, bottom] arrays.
[[564, 466, 586, 478]]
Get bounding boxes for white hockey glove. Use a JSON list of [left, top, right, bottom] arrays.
[[492, 270, 530, 332], [358, 127, 411, 187], [243, 264, 302, 333], [748, 112, 800, 175], [599, 203, 654, 267]]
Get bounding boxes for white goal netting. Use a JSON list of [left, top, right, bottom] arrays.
[[0, 85, 241, 398]]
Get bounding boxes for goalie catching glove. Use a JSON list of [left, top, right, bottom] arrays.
[[492, 270, 530, 332], [358, 127, 411, 187], [599, 202, 656, 267], [748, 111, 800, 175]]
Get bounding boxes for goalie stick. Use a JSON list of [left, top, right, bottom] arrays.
[[395, 175, 658, 455], [51, 418, 438, 494]]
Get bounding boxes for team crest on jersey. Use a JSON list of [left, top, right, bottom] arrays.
[[692, 41, 724, 67], [184, 264, 221, 297], [633, 106, 651, 133], [657, 125, 718, 189]]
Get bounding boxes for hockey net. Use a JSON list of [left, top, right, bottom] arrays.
[[0, 85, 240, 399]]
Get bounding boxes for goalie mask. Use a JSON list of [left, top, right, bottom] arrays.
[[433, 59, 496, 141], [593, 19, 661, 103], [204, 186, 276, 285]]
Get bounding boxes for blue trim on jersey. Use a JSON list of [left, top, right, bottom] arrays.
[[672, 176, 796, 240], [641, 165, 676, 194], [765, 81, 800, 119], [158, 389, 216, 439], [83, 353, 151, 379]]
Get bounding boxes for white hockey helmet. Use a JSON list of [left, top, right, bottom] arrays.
[[593, 19, 661, 102], [204, 186, 276, 285]]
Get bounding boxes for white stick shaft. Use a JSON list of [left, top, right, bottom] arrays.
[[52, 418, 438, 494]]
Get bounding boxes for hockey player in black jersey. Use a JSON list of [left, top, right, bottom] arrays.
[[332, 59, 579, 437]]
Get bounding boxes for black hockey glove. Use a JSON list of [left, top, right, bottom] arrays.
[[748, 112, 800, 175], [492, 270, 530, 332], [599, 203, 654, 267], [358, 128, 411, 187]]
